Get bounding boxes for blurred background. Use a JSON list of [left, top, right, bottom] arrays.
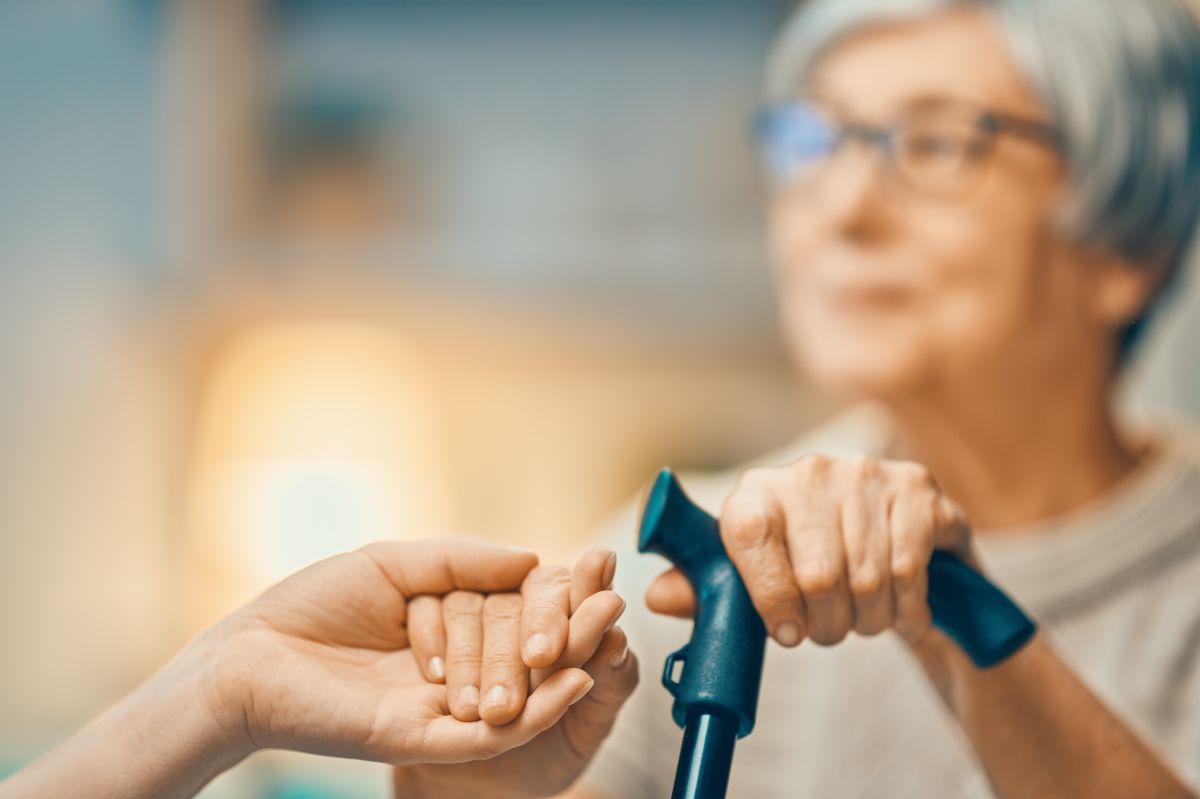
[[0, 1, 1197, 796]]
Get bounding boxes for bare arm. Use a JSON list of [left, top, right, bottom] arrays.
[[0, 632, 246, 799], [911, 629, 1194, 799], [1, 538, 595, 799]]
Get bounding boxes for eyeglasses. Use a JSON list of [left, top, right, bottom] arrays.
[[753, 98, 1062, 199]]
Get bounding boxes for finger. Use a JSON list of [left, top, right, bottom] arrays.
[[721, 474, 807, 647], [530, 589, 625, 688], [784, 482, 853, 646], [843, 492, 893, 637], [479, 593, 528, 726], [582, 625, 635, 677], [888, 490, 936, 642], [645, 568, 695, 618], [443, 590, 484, 721], [570, 547, 616, 614], [407, 595, 446, 683], [415, 667, 595, 764], [934, 493, 975, 560], [520, 565, 571, 668], [564, 627, 640, 750], [359, 536, 538, 598]]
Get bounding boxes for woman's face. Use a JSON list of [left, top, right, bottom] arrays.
[[770, 10, 1104, 401]]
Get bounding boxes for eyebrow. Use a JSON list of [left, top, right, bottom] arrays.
[[802, 88, 1053, 127]]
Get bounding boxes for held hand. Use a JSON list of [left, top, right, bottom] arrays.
[[204, 537, 598, 767], [394, 548, 640, 799], [647, 455, 977, 648], [405, 547, 625, 724]]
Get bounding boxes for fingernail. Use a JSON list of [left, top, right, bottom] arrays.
[[428, 656, 445, 681], [483, 685, 510, 711], [524, 633, 555, 662], [501, 543, 537, 556], [458, 685, 479, 710], [604, 598, 627, 633], [775, 622, 803, 647], [569, 677, 595, 705], [602, 552, 617, 589], [607, 644, 629, 669]]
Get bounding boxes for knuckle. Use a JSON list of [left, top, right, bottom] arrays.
[[407, 597, 440, 623], [525, 565, 570, 590], [891, 554, 924, 587], [895, 460, 936, 490], [444, 591, 484, 616], [848, 567, 884, 598], [722, 508, 774, 550], [530, 564, 569, 581], [761, 575, 801, 605], [481, 652, 523, 673], [526, 596, 567, 618], [795, 561, 841, 597], [446, 643, 481, 664], [484, 593, 522, 620], [735, 466, 771, 490], [845, 454, 878, 478], [795, 453, 830, 478]]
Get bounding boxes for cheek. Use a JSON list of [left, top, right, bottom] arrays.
[[910, 199, 1073, 372], [769, 191, 1062, 391]]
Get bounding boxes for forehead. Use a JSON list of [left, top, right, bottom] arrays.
[[806, 9, 1046, 119]]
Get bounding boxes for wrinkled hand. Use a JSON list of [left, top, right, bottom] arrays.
[[647, 455, 976, 648], [403, 547, 625, 724], [393, 548, 640, 799], [203, 537, 598, 767]]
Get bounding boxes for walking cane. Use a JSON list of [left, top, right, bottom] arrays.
[[638, 469, 1037, 799]]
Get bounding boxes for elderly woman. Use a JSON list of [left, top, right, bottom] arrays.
[[560, 0, 1200, 796], [392, 0, 1200, 796]]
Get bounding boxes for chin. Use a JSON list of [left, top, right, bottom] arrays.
[[791, 329, 929, 401]]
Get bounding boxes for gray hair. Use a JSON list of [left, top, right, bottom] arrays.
[[766, 0, 1200, 360]]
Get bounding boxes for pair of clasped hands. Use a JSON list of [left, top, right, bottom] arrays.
[[216, 538, 640, 798]]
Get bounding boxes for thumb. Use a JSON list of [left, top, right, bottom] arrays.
[[362, 536, 539, 597], [645, 568, 695, 618]]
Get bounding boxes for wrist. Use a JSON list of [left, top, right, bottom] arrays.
[[901, 625, 970, 706], [2, 625, 258, 799], [172, 617, 260, 766]]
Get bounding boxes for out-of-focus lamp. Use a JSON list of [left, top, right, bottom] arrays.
[[183, 321, 455, 628]]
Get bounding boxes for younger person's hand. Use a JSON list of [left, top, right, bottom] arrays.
[[207, 537, 599, 766]]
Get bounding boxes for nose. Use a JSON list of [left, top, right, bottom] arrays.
[[809, 139, 890, 238]]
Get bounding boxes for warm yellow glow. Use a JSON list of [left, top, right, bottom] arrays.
[[184, 321, 455, 625]]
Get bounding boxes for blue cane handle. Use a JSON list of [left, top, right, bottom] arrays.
[[927, 550, 1036, 668]]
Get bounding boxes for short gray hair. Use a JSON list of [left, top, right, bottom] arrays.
[[766, 0, 1200, 360]]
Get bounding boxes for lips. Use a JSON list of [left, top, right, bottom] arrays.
[[823, 283, 915, 310]]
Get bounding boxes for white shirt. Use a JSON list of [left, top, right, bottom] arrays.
[[577, 406, 1200, 797]]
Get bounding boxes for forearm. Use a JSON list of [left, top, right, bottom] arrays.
[[910, 630, 1193, 799], [0, 632, 251, 799]]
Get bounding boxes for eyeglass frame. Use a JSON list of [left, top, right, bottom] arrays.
[[753, 97, 1064, 199]]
